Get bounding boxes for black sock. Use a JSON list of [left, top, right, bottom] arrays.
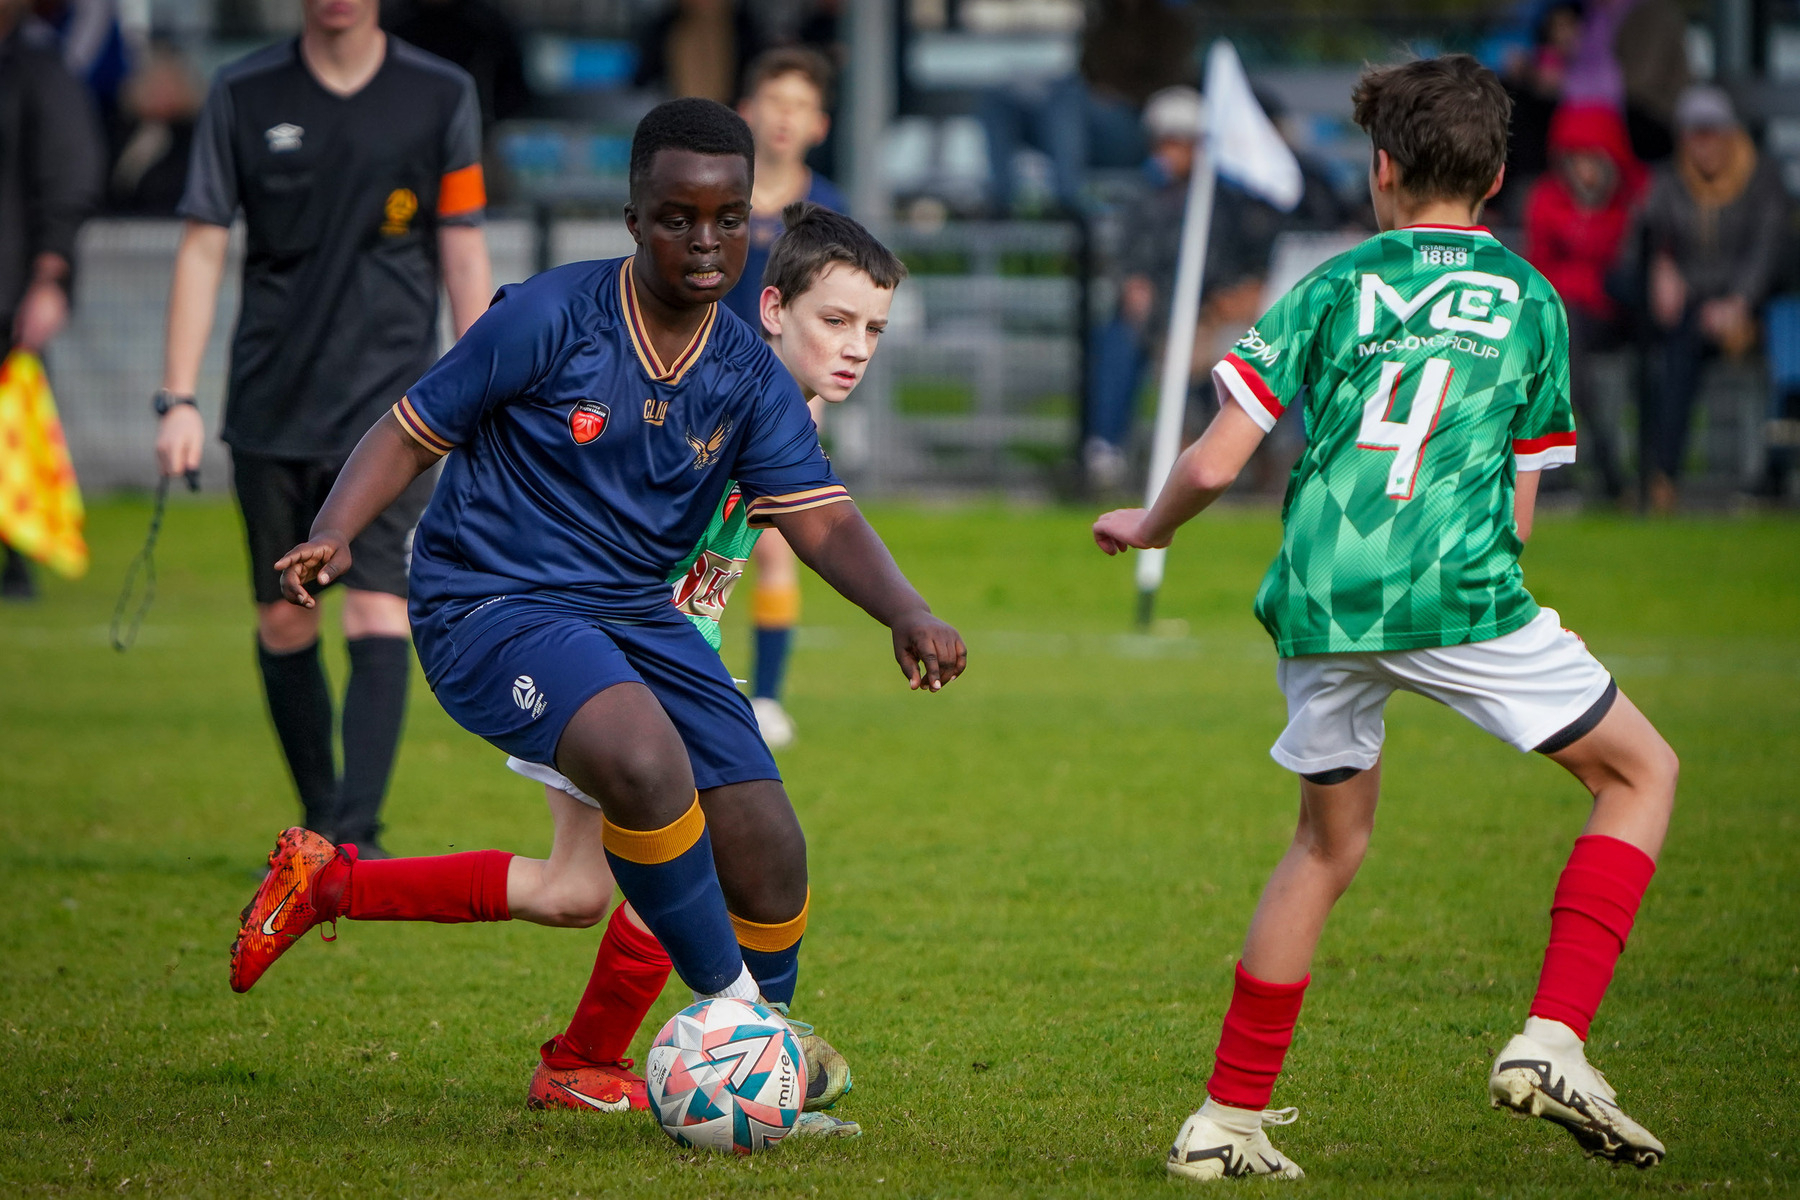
[[337, 635, 411, 846], [257, 639, 337, 832]]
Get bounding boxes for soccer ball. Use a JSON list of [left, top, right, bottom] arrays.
[[644, 997, 806, 1154]]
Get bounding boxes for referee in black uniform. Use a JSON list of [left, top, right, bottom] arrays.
[[154, 0, 492, 855]]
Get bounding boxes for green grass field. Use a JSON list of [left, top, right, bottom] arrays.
[[2, 497, 1797, 1198]]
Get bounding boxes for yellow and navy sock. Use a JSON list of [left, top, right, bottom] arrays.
[[751, 580, 800, 701], [601, 795, 745, 997], [731, 890, 808, 1006]]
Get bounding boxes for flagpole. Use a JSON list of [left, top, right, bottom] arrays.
[[1134, 89, 1218, 629]]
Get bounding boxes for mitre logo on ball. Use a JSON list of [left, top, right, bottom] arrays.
[[569, 400, 610, 445]]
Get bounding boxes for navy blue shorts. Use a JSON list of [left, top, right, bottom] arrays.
[[419, 598, 779, 791]]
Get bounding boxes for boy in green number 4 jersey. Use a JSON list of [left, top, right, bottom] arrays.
[[508, 201, 905, 1133], [1095, 56, 1678, 1180]]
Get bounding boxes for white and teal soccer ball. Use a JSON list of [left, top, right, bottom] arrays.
[[644, 997, 805, 1154]]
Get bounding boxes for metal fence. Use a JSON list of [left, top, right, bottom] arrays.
[[47, 218, 1777, 500]]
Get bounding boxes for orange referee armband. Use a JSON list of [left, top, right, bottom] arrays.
[[438, 163, 487, 218]]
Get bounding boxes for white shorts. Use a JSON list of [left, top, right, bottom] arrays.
[[1271, 608, 1614, 775], [505, 755, 602, 808]]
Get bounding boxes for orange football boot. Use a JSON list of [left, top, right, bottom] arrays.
[[229, 827, 352, 993], [527, 1050, 648, 1113]]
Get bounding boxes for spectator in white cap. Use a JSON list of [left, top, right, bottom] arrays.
[[1083, 86, 1203, 491], [1624, 84, 1788, 512]]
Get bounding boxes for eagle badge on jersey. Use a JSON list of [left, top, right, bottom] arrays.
[[569, 400, 610, 445], [686, 417, 733, 470]]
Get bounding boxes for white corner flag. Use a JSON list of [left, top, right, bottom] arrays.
[[1134, 40, 1302, 627]]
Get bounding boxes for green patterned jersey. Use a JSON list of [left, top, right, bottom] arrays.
[[667, 484, 762, 650], [1212, 225, 1575, 657]]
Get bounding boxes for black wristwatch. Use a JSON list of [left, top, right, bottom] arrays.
[[153, 389, 196, 416]]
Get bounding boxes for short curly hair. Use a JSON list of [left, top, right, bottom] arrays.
[[629, 98, 756, 201], [1352, 54, 1511, 207]]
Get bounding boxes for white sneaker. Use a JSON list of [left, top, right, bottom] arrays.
[[1489, 1017, 1665, 1168], [752, 697, 797, 749], [1166, 1100, 1304, 1181]]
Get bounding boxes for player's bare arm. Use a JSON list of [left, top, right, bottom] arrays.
[[273, 411, 440, 605], [1092, 401, 1267, 554], [154, 220, 231, 477], [438, 224, 493, 338], [771, 501, 966, 691]]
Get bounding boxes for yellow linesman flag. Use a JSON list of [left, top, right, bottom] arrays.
[[0, 349, 87, 579]]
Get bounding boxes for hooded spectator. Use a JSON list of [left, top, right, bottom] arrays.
[[1525, 104, 1644, 499]]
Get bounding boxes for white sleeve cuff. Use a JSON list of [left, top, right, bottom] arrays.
[[1213, 358, 1280, 433], [1515, 445, 1578, 471]]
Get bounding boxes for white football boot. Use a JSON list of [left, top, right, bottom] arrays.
[[752, 697, 797, 749], [1489, 1016, 1665, 1168], [1167, 1100, 1304, 1181]]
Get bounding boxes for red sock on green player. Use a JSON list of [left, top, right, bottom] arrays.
[[1206, 963, 1310, 1110], [1528, 834, 1656, 1039], [543, 905, 673, 1069], [313, 846, 514, 923]]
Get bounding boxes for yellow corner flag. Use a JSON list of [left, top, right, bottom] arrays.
[[0, 349, 87, 579]]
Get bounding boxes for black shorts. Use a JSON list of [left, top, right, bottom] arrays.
[[232, 450, 436, 605]]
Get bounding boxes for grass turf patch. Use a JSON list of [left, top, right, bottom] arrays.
[[0, 497, 1796, 1198]]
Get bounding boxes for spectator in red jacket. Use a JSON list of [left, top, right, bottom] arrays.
[[1525, 104, 1645, 499]]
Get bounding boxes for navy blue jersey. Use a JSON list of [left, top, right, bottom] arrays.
[[396, 256, 849, 672]]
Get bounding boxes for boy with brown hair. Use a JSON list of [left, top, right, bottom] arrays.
[[1093, 55, 1676, 1180]]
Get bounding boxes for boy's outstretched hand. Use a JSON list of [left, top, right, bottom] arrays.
[[892, 610, 966, 692], [274, 532, 352, 607], [1092, 508, 1167, 555]]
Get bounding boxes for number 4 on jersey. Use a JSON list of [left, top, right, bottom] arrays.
[[1357, 357, 1453, 500]]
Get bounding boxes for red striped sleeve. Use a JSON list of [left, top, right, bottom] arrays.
[[1213, 353, 1285, 432], [1513, 430, 1577, 470]]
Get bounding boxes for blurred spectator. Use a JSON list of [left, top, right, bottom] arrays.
[[108, 43, 202, 215], [31, 0, 128, 129], [980, 0, 1195, 216], [1626, 87, 1786, 512], [636, 0, 763, 105], [1613, 0, 1689, 164], [383, 0, 530, 127], [723, 46, 844, 330], [1083, 86, 1198, 489], [0, 0, 103, 599], [1496, 0, 1582, 220], [1523, 105, 1644, 500], [1558, 0, 1688, 166]]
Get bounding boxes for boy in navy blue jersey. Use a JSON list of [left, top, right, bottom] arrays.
[[226, 101, 966, 1116]]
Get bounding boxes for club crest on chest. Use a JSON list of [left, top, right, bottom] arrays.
[[686, 417, 733, 470], [569, 400, 610, 445]]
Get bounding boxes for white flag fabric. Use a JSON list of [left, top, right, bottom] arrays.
[[1205, 40, 1303, 213]]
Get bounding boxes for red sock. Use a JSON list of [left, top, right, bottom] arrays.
[[1529, 834, 1656, 1040], [317, 849, 514, 923], [1206, 962, 1309, 1110], [542, 906, 673, 1069]]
